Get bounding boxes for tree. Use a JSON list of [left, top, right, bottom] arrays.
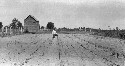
[[46, 22, 54, 29], [10, 18, 23, 29], [116, 27, 119, 30], [17, 21, 23, 29], [10, 18, 18, 29], [9, 18, 23, 34], [0, 22, 3, 29], [41, 26, 45, 29]]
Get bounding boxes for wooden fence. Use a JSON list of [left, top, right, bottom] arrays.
[[0, 27, 24, 37]]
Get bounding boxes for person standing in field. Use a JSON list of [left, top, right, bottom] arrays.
[[52, 28, 58, 39]]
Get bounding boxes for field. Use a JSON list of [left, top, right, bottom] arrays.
[[0, 34, 125, 66]]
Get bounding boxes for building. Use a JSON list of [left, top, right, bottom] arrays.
[[24, 15, 40, 33]]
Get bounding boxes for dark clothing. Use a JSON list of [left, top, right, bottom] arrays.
[[53, 34, 58, 38]]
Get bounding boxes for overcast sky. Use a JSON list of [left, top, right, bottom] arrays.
[[0, 0, 125, 29]]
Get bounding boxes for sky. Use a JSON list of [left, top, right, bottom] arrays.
[[0, 0, 125, 29]]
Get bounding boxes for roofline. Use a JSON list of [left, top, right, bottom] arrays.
[[24, 15, 39, 22]]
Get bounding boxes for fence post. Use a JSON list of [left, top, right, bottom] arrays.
[[2, 27, 3, 33], [5, 27, 7, 34], [85, 28, 86, 32], [90, 28, 91, 32], [10, 27, 11, 35], [21, 27, 23, 34]]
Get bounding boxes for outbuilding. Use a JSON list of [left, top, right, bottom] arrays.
[[24, 15, 40, 33]]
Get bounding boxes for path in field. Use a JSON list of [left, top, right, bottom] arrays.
[[0, 34, 124, 66]]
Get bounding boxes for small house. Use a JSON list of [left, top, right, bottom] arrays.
[[24, 15, 40, 33]]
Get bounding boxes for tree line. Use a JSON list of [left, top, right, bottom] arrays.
[[0, 18, 23, 30], [0, 19, 55, 31], [0, 18, 93, 31]]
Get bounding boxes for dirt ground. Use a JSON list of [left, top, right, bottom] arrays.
[[0, 34, 124, 66]]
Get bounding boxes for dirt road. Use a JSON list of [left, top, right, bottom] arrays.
[[0, 34, 124, 66]]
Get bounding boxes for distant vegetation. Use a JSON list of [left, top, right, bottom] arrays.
[[10, 18, 23, 29], [0, 16, 125, 40], [46, 22, 54, 29], [91, 29, 125, 39]]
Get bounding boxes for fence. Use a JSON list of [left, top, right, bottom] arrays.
[[0, 27, 24, 37]]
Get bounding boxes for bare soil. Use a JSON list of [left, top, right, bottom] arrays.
[[0, 34, 124, 66]]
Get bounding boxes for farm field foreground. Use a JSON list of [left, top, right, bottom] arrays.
[[0, 34, 125, 66]]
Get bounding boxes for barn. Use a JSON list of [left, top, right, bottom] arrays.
[[24, 15, 40, 33]]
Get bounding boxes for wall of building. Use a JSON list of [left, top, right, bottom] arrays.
[[24, 17, 40, 33]]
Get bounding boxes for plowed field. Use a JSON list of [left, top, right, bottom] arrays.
[[0, 34, 124, 66]]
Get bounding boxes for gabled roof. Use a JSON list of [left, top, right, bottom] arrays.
[[25, 15, 39, 22]]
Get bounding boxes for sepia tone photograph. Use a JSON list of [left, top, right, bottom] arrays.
[[0, 0, 125, 66]]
